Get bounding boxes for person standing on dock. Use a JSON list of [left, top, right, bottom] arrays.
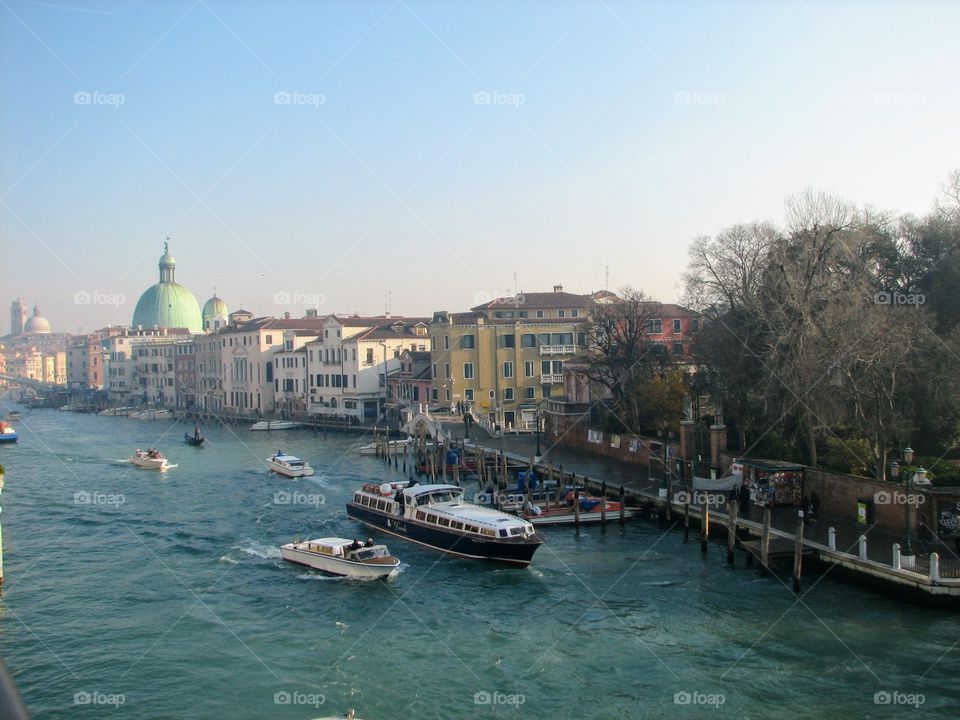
[[918, 517, 933, 555], [738, 483, 751, 514]]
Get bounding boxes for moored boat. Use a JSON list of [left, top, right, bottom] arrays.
[[130, 409, 173, 421], [357, 436, 414, 455], [0, 421, 18, 444], [474, 485, 636, 525], [267, 451, 314, 477], [346, 481, 544, 566], [250, 420, 303, 431], [280, 537, 400, 580], [130, 448, 173, 470]]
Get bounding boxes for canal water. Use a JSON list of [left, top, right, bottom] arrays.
[[0, 409, 958, 719]]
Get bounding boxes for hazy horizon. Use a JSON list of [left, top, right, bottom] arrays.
[[3, 0, 959, 334]]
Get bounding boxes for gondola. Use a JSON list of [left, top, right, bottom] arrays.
[[184, 432, 205, 446]]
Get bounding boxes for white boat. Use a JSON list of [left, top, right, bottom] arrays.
[[99, 406, 134, 416], [131, 409, 173, 421], [358, 436, 414, 455], [250, 420, 303, 431], [130, 448, 173, 470], [267, 451, 315, 477], [281, 537, 400, 580]]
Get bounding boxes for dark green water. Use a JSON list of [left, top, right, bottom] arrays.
[[0, 409, 957, 719]]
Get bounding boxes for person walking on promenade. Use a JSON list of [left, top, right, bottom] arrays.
[[811, 492, 821, 521], [918, 517, 933, 555], [738, 482, 751, 513]]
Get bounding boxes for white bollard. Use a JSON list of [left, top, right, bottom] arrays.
[[828, 527, 836, 552], [892, 542, 901, 570], [930, 552, 940, 582], [858, 534, 867, 561]]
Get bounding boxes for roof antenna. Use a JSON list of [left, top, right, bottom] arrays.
[[385, 290, 392, 316], [605, 265, 610, 292]]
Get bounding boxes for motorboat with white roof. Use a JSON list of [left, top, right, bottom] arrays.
[[280, 537, 400, 580], [130, 448, 174, 470], [251, 420, 303, 431], [267, 451, 315, 477], [347, 480, 544, 566]]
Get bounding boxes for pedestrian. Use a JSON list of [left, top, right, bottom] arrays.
[[739, 482, 751, 512], [811, 491, 821, 520]]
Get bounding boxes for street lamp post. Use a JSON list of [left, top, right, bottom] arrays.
[[900, 446, 915, 556]]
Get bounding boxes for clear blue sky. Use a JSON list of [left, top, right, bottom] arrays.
[[2, 0, 958, 333]]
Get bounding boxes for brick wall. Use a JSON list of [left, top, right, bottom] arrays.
[[549, 418, 654, 466]]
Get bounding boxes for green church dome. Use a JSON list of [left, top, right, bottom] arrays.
[[131, 243, 203, 332], [202, 295, 229, 320]]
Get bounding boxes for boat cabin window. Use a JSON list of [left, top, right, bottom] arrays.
[[416, 510, 427, 521], [438, 517, 450, 527], [499, 529, 508, 537], [509, 527, 523, 536], [480, 528, 496, 537], [451, 521, 464, 530], [466, 525, 480, 534]]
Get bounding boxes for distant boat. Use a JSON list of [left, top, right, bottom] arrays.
[[184, 431, 205, 446], [130, 409, 173, 421], [357, 436, 414, 455], [267, 451, 314, 477], [250, 420, 303, 431], [280, 537, 399, 580], [99, 407, 134, 416], [130, 448, 174, 470], [0, 421, 18, 444]]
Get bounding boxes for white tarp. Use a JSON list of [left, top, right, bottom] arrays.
[[693, 473, 743, 492]]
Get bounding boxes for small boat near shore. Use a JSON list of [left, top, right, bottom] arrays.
[[357, 436, 414, 455], [0, 421, 18, 444], [347, 480, 544, 566], [131, 409, 173, 421], [281, 537, 400, 580], [99, 406, 135, 416], [250, 420, 303, 431], [130, 448, 174, 470], [267, 451, 314, 477]]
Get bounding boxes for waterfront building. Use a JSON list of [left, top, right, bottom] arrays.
[[131, 243, 203, 333], [105, 327, 192, 406], [193, 332, 224, 413], [385, 349, 432, 423], [66, 335, 106, 390], [272, 329, 320, 418], [428, 285, 594, 431], [304, 315, 430, 422], [2, 346, 65, 385]]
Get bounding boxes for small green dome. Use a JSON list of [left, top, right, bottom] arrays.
[[132, 283, 202, 332], [202, 295, 229, 319]]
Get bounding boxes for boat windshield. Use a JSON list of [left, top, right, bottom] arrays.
[[352, 549, 378, 560]]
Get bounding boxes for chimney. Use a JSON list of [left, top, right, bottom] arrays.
[[284, 312, 291, 319], [553, 284, 563, 293]]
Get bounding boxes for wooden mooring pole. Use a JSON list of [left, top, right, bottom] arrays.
[[793, 516, 805, 593], [618, 485, 625, 525], [727, 499, 739, 565], [760, 509, 771, 576], [701, 503, 710, 554], [684, 499, 691, 541], [600, 481, 607, 526]]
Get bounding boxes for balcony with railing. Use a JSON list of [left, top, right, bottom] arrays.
[[541, 373, 564, 384], [539, 345, 576, 356]]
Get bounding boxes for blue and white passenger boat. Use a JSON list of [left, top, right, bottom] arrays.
[[0, 421, 18, 443], [346, 480, 544, 566]]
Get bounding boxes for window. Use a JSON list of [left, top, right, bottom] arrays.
[[366, 348, 374, 364], [525, 387, 535, 400], [432, 363, 438, 379], [541, 360, 551, 374], [538, 333, 551, 346], [524, 361, 535, 377], [432, 388, 438, 400], [503, 361, 514, 378], [464, 388, 474, 401], [577, 332, 587, 346], [500, 334, 515, 349], [521, 333, 536, 348], [542, 386, 551, 398], [558, 310, 565, 318], [690, 318, 699, 332], [463, 363, 474, 379], [504, 388, 514, 400], [444, 363, 450, 379], [442, 335, 449, 350], [673, 319, 682, 333], [536, 310, 544, 318], [647, 319, 663, 333], [571, 309, 579, 318], [461, 334, 475, 349], [673, 342, 684, 355], [265, 335, 273, 344]]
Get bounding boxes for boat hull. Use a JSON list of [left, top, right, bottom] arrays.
[[250, 421, 303, 431], [346, 503, 541, 566], [280, 546, 398, 579], [184, 434, 205, 446], [0, 434, 18, 444], [524, 508, 636, 526], [268, 464, 314, 478], [130, 457, 170, 470]]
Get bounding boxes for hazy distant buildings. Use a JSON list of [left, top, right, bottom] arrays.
[[9, 299, 26, 336]]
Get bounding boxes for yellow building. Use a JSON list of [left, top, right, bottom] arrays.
[[429, 285, 594, 430]]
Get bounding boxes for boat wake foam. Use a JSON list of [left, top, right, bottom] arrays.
[[231, 540, 281, 559]]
